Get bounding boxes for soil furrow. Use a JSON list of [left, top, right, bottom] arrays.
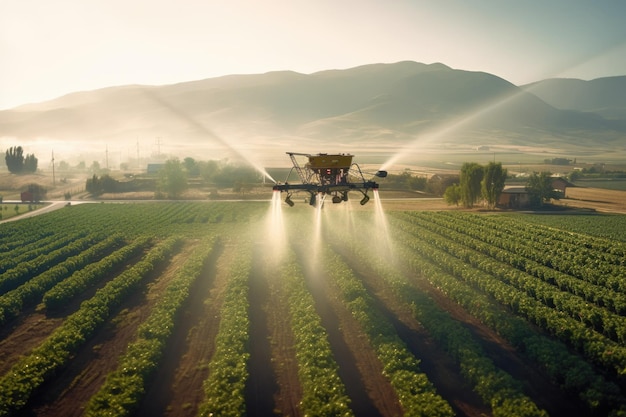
[[329, 240, 491, 417], [139, 240, 224, 417], [30, 242, 193, 417], [246, 244, 281, 417]]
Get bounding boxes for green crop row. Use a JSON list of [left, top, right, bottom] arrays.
[[0, 233, 124, 326], [519, 213, 626, 244], [0, 236, 182, 417], [441, 211, 626, 259], [86, 236, 218, 417], [0, 232, 78, 274], [42, 235, 153, 310], [0, 205, 93, 248], [409, 211, 626, 302], [395, 212, 626, 338], [324, 218, 548, 417], [0, 227, 54, 253], [281, 250, 354, 417], [392, 213, 626, 376], [430, 211, 626, 292], [0, 233, 102, 295], [198, 241, 251, 417], [0, 201, 264, 244], [389, 216, 626, 415], [436, 211, 626, 275], [0, 202, 113, 242], [319, 243, 455, 416]]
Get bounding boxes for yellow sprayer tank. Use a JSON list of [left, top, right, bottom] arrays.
[[307, 154, 353, 170]]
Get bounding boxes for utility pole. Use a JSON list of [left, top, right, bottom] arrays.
[[51, 150, 56, 186], [106, 145, 109, 170]]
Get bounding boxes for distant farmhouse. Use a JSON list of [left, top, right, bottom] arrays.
[[147, 163, 165, 175], [20, 191, 35, 203], [498, 177, 573, 209], [498, 186, 529, 209]]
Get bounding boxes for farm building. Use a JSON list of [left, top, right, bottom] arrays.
[[20, 191, 35, 203], [551, 177, 573, 197], [498, 186, 530, 208], [497, 177, 574, 208], [147, 163, 165, 175]]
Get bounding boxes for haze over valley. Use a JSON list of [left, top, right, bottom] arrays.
[[1, 61, 625, 171], [4, 0, 626, 172]]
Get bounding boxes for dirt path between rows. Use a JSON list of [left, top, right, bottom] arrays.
[[139, 239, 228, 417], [0, 307, 64, 377], [137, 237, 236, 416], [379, 249, 585, 416], [404, 274, 584, 417], [246, 245, 282, 417], [296, 243, 402, 417], [258, 252, 303, 417], [29, 241, 195, 417], [0, 248, 146, 378], [323, 208, 590, 416], [330, 244, 491, 417]]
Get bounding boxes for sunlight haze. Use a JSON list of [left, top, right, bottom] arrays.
[[2, 0, 626, 110]]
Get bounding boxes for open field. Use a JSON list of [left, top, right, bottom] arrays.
[[1, 201, 626, 416], [0, 203, 47, 220], [559, 187, 626, 214]]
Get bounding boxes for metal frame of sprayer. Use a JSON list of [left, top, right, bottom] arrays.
[[272, 152, 387, 207]]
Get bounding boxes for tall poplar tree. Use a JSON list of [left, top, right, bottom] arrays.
[[23, 154, 38, 173], [5, 146, 24, 173], [460, 162, 484, 208], [5, 146, 38, 174], [481, 162, 507, 209]]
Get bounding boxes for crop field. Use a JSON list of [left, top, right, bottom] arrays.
[[1, 200, 626, 417]]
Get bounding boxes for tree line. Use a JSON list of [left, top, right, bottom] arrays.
[[443, 162, 560, 208], [4, 146, 38, 174], [443, 162, 507, 208], [87, 157, 260, 199]]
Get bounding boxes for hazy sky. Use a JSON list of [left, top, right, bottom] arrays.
[[2, 0, 626, 110]]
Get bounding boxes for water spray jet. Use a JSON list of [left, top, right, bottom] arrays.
[[372, 189, 393, 259], [264, 190, 288, 263], [378, 87, 546, 171], [139, 87, 277, 184]]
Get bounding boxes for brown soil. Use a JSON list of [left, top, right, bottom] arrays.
[[262, 258, 304, 416], [405, 278, 584, 417], [293, 244, 403, 417], [325, 226, 586, 417], [29, 241, 197, 417], [0, 248, 147, 376], [246, 250, 284, 417], [329, 245, 492, 417], [0, 309, 65, 376], [137, 240, 231, 416], [1, 194, 622, 416], [380, 187, 626, 214], [559, 187, 626, 214]]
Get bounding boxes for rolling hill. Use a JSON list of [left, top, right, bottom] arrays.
[[522, 76, 626, 120], [1, 61, 625, 164]]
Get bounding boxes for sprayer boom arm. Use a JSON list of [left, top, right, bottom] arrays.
[[273, 151, 386, 206]]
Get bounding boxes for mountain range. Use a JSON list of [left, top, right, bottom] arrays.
[[1, 61, 625, 164]]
